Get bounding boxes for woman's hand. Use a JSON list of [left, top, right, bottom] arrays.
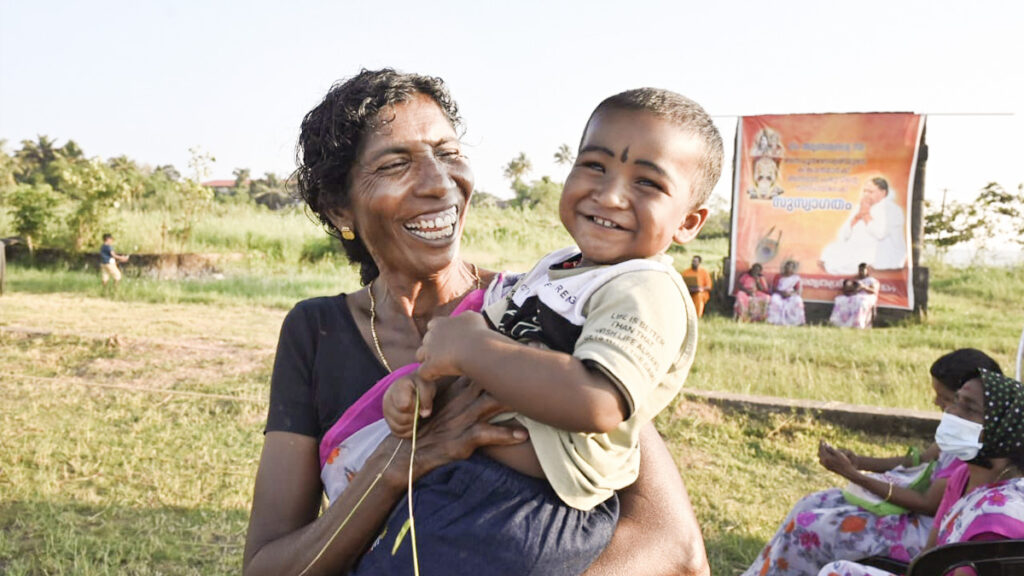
[[818, 440, 857, 479], [397, 376, 527, 483]]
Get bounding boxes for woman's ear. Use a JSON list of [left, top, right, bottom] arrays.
[[673, 207, 709, 244], [325, 207, 355, 235]]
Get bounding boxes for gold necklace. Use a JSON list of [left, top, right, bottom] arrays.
[[367, 263, 480, 373], [996, 465, 1019, 483]]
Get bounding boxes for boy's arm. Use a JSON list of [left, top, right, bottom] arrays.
[[417, 312, 628, 433]]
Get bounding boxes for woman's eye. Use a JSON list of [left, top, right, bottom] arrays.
[[378, 159, 409, 171]]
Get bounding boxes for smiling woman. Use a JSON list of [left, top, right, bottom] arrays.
[[242, 69, 710, 576]]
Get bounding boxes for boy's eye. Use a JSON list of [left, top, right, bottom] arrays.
[[581, 161, 605, 173], [636, 178, 665, 192]]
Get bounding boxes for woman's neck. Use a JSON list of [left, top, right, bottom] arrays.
[[966, 458, 1017, 492], [374, 261, 478, 327]]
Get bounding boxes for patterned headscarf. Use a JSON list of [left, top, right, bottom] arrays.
[[977, 369, 1024, 460]]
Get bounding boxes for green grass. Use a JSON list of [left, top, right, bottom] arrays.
[[2, 201, 1022, 574], [0, 320, 924, 575]]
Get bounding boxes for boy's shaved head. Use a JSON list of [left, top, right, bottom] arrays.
[[588, 88, 723, 206]]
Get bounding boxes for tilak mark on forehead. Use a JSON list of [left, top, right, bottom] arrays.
[[620, 146, 629, 163]]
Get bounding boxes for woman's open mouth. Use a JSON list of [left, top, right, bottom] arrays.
[[404, 206, 458, 240]]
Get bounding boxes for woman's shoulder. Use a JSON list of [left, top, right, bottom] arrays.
[[283, 293, 355, 331]]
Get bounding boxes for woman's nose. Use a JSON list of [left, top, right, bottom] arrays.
[[412, 155, 456, 198]]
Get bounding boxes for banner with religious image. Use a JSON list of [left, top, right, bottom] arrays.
[[729, 113, 924, 310]]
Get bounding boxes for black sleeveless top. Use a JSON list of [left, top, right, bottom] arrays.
[[264, 294, 388, 441]]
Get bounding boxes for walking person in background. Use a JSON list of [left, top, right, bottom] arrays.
[[682, 255, 713, 317], [99, 233, 129, 292]]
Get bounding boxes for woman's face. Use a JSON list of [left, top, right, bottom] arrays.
[[946, 377, 985, 425], [751, 264, 762, 276], [783, 261, 795, 275], [931, 377, 957, 411], [334, 94, 473, 279]]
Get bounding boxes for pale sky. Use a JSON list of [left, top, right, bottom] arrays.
[[2, 0, 1021, 205]]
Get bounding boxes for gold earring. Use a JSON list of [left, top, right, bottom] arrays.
[[340, 226, 355, 240]]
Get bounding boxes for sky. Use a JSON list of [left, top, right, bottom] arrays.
[[1, 0, 1022, 206]]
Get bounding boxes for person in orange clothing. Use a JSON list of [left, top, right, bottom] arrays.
[[681, 255, 712, 317]]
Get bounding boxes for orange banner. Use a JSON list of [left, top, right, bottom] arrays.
[[729, 113, 924, 310]]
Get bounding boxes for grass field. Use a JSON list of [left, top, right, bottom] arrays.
[[2, 202, 1022, 575]]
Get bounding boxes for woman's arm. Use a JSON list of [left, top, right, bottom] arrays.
[[244, 380, 527, 576], [585, 424, 710, 576], [819, 443, 948, 515]]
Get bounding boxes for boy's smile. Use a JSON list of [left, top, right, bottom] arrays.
[[559, 108, 708, 266]]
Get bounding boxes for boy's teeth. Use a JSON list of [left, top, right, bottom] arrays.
[[593, 216, 618, 229]]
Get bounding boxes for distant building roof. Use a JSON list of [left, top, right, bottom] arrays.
[[202, 180, 237, 188]]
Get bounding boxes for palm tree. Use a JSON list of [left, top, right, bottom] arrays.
[[502, 152, 532, 187], [553, 143, 575, 167]]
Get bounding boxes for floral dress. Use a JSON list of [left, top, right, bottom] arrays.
[[741, 453, 962, 576], [815, 472, 1024, 576]]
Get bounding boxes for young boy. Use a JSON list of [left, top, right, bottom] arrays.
[[99, 234, 129, 290], [360, 88, 723, 575]]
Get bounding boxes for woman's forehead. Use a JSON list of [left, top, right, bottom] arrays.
[[361, 96, 455, 151]]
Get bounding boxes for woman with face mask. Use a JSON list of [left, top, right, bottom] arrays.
[[818, 369, 1024, 576], [742, 349, 1002, 576]]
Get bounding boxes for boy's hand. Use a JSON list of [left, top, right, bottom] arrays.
[[383, 374, 438, 438], [417, 311, 491, 381]]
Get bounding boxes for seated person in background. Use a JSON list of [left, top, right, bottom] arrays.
[[830, 262, 880, 329], [734, 263, 771, 322], [741, 348, 1002, 576], [817, 369, 1024, 576], [371, 87, 722, 575], [766, 259, 805, 326], [682, 255, 713, 318]]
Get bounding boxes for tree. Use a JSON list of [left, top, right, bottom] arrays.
[[9, 183, 59, 254], [14, 135, 60, 188], [553, 143, 575, 167], [58, 158, 131, 250], [233, 167, 251, 198], [0, 140, 17, 202], [503, 152, 532, 189], [512, 176, 562, 213], [924, 181, 1024, 254]]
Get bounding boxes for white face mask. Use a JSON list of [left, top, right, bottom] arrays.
[[935, 412, 984, 461]]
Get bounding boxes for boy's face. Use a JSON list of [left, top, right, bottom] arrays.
[[560, 108, 708, 266]]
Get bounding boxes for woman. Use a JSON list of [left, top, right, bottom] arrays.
[[817, 369, 1024, 576], [830, 262, 879, 329], [734, 263, 771, 322], [741, 349, 1003, 576], [243, 69, 709, 576], [766, 259, 805, 326]]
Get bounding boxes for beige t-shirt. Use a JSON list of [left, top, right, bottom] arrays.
[[483, 247, 698, 510]]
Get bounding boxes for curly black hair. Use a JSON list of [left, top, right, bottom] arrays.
[[294, 68, 462, 284]]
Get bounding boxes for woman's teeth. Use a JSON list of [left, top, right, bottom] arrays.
[[405, 207, 458, 239]]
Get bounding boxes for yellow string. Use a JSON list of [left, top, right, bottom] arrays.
[[297, 439, 404, 576]]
